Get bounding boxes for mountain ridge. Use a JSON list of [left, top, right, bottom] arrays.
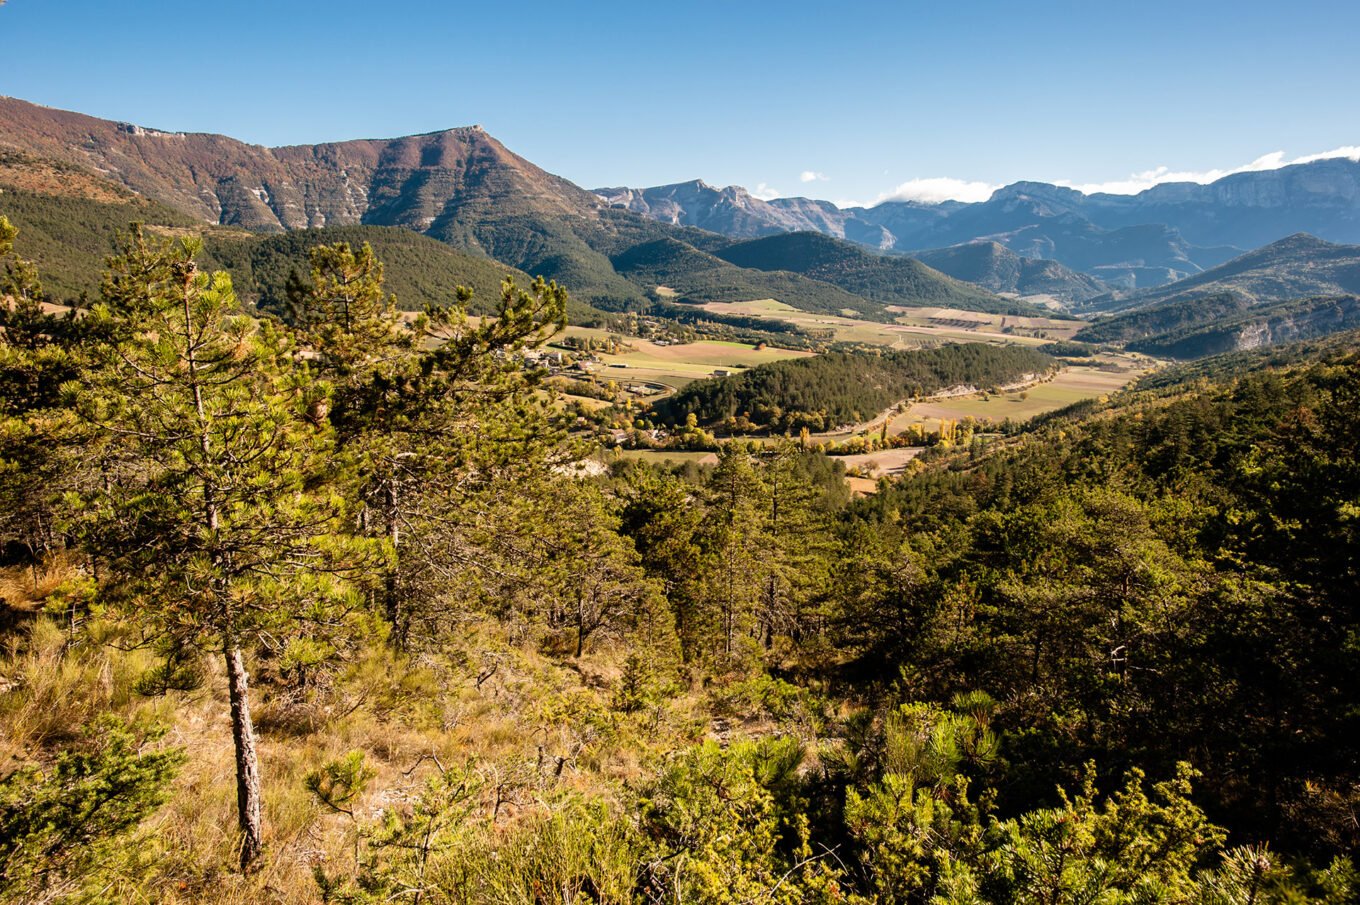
[[602, 156, 1360, 293], [1073, 233, 1360, 353], [0, 96, 601, 233], [0, 96, 663, 311], [710, 232, 1041, 315], [910, 241, 1108, 302], [0, 96, 1023, 318]]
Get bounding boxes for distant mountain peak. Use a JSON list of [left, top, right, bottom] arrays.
[[990, 181, 1086, 203], [0, 95, 604, 234], [1267, 231, 1327, 248]]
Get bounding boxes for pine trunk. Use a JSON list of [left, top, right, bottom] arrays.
[[384, 481, 405, 648], [225, 642, 265, 872]]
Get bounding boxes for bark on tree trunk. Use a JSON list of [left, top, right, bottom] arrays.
[[384, 481, 405, 648], [225, 642, 265, 873]]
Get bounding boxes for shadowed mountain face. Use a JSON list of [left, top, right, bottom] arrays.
[[1107, 233, 1360, 313], [910, 241, 1108, 303], [609, 236, 887, 318], [711, 232, 1043, 315], [1074, 234, 1360, 355]]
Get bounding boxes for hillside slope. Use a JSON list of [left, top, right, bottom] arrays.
[[711, 232, 1039, 315], [609, 237, 882, 317], [909, 240, 1108, 303], [1108, 233, 1360, 311], [0, 161, 204, 301], [1074, 234, 1360, 355], [203, 226, 544, 319], [0, 96, 594, 233], [908, 238, 1109, 302], [1126, 295, 1360, 359], [0, 156, 554, 317], [0, 97, 664, 310], [652, 343, 1054, 432]]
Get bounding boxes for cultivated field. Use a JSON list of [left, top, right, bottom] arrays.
[[834, 446, 924, 476], [888, 358, 1145, 430], [697, 299, 1081, 347], [557, 328, 814, 395], [604, 449, 721, 467]]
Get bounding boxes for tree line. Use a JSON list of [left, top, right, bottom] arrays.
[[653, 344, 1054, 433]]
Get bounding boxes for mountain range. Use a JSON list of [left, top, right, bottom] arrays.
[[0, 95, 999, 318], [1074, 233, 1360, 356], [5, 94, 1360, 359], [599, 159, 1360, 294]]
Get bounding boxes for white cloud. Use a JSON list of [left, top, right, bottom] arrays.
[[1293, 145, 1360, 165], [1057, 146, 1360, 195], [864, 144, 1360, 206], [799, 170, 828, 183], [877, 177, 1001, 205], [751, 182, 782, 201]]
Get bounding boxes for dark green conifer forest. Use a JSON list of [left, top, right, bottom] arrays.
[[1, 215, 1357, 904]]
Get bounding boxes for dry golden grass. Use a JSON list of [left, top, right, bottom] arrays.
[[888, 360, 1145, 429], [0, 158, 133, 203], [698, 299, 1079, 347], [0, 562, 728, 903]]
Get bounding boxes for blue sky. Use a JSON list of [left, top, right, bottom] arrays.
[[2, 0, 1357, 206]]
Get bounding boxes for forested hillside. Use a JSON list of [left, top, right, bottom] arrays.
[[653, 344, 1054, 432], [910, 240, 1109, 303], [1102, 233, 1360, 313], [203, 226, 543, 319], [1126, 294, 1360, 358], [0, 175, 202, 301], [1, 213, 1357, 904], [1072, 233, 1360, 358], [610, 236, 883, 317], [0, 162, 569, 320], [712, 232, 1032, 314]]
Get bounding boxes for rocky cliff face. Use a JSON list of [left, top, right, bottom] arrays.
[[594, 180, 902, 250], [1084, 158, 1360, 248], [0, 96, 603, 233], [1128, 159, 1360, 210], [1131, 295, 1360, 359], [596, 180, 793, 236]]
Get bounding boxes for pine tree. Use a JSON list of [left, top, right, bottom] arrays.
[[69, 228, 367, 872], [288, 247, 569, 648], [619, 465, 706, 658], [521, 479, 668, 658], [0, 717, 185, 900], [286, 240, 409, 380], [700, 443, 770, 664], [758, 444, 836, 647], [0, 217, 91, 585]]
